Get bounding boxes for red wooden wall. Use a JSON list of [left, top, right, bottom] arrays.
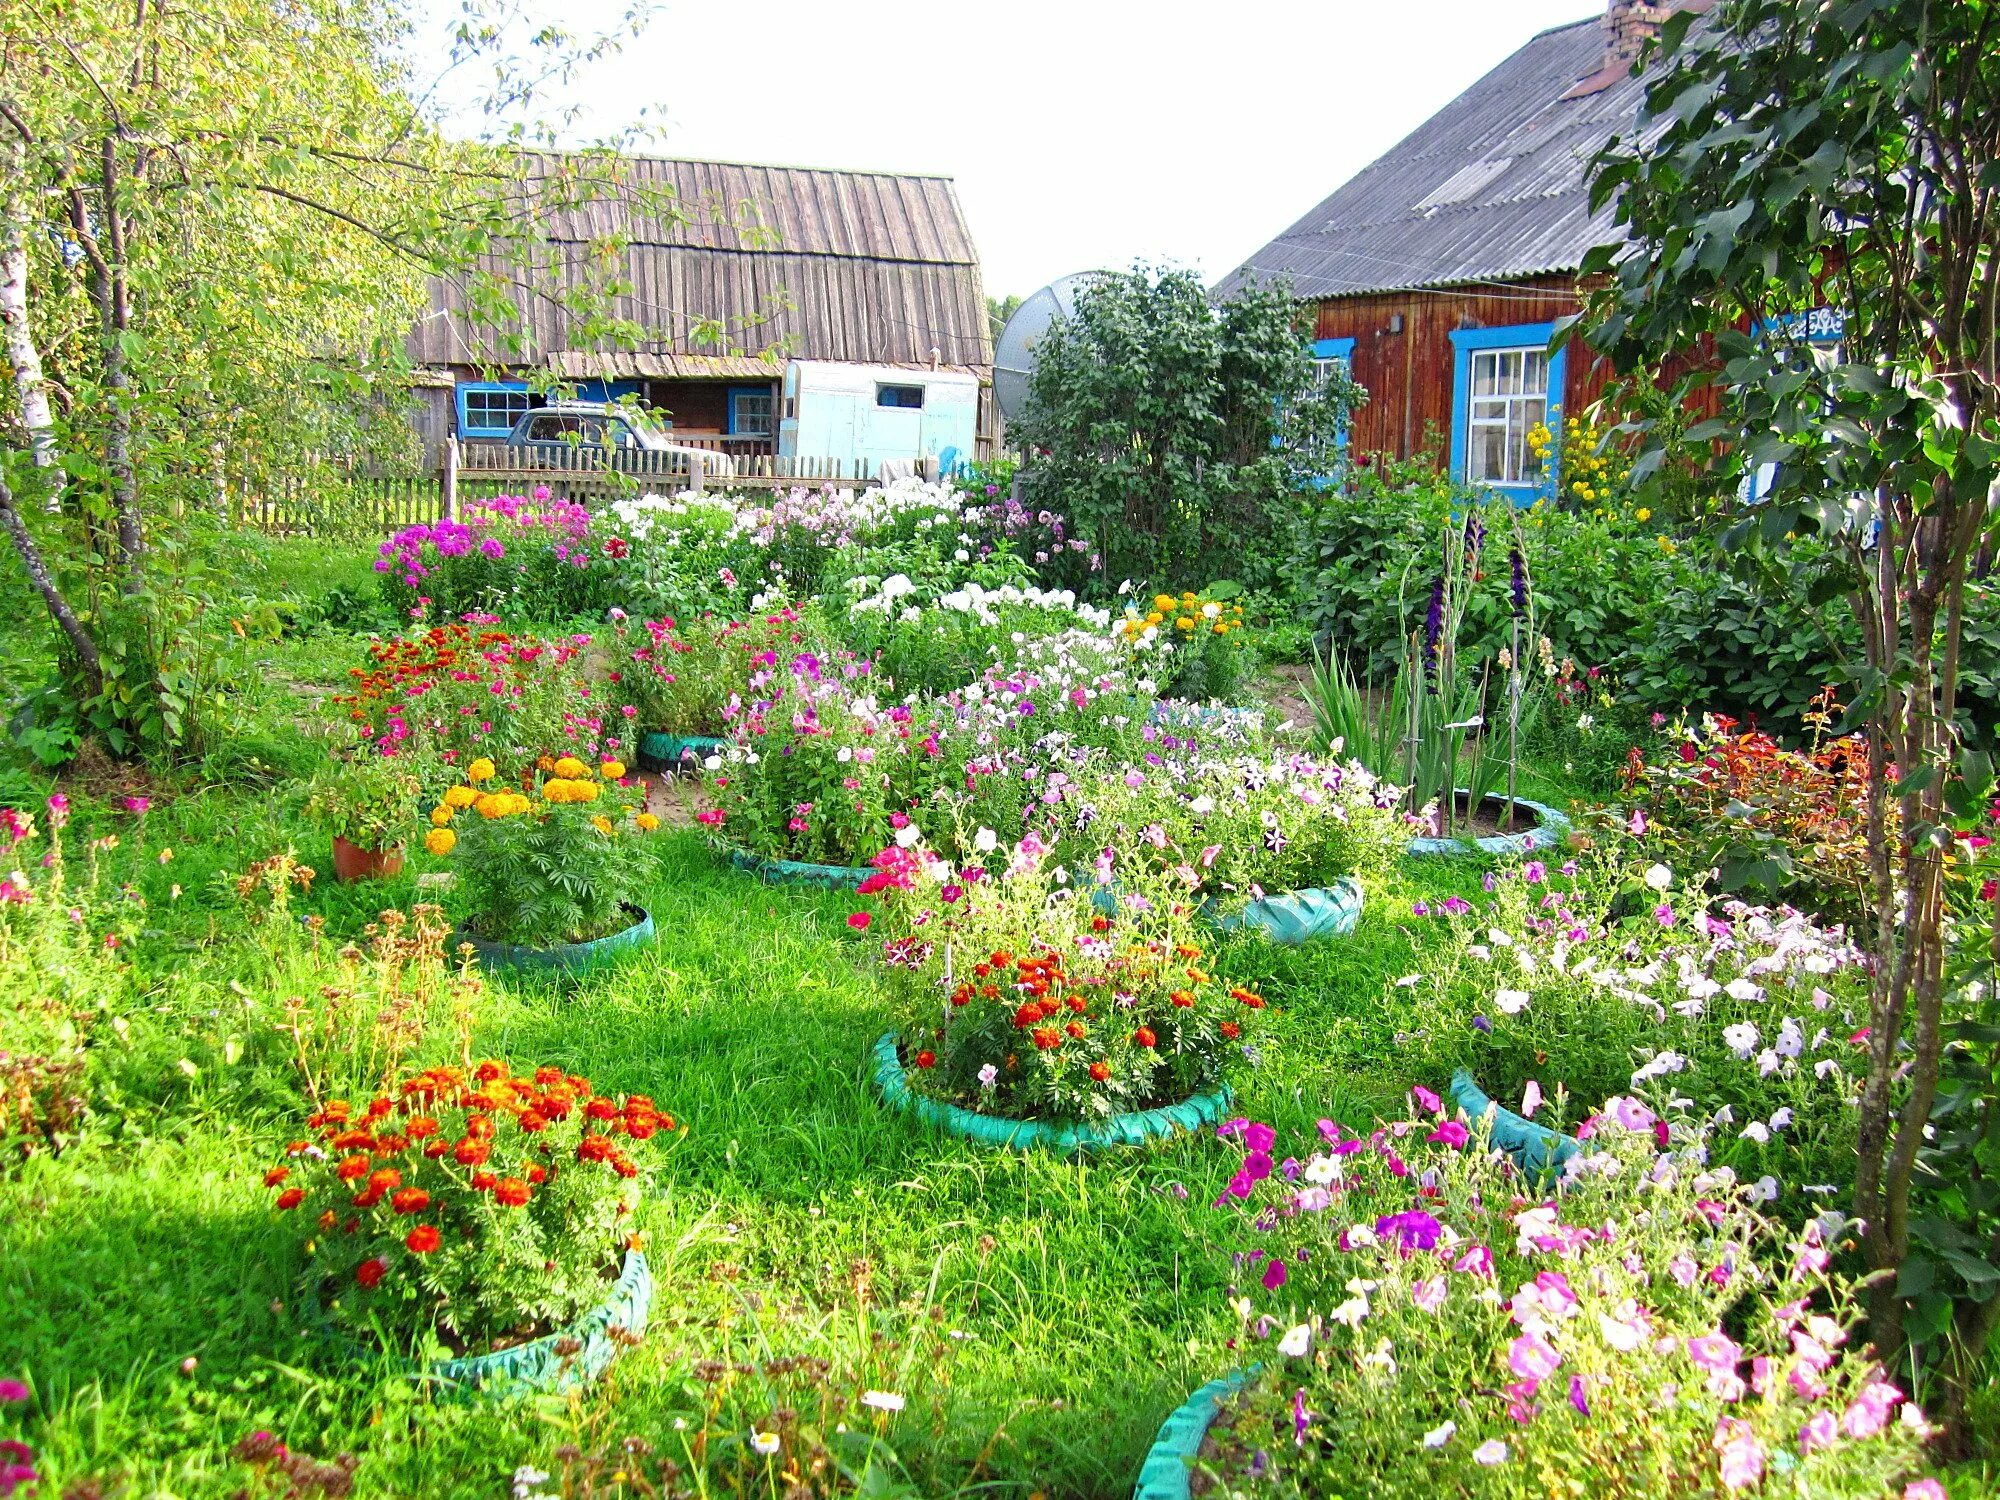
[[1312, 275, 1618, 464]]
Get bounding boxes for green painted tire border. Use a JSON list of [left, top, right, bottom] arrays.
[[871, 1033, 1233, 1155], [637, 732, 726, 774], [725, 845, 874, 891], [1132, 1367, 1257, 1500], [1405, 792, 1570, 859], [451, 904, 655, 975], [1449, 1068, 1581, 1188], [1205, 878, 1364, 944], [302, 1248, 651, 1399]]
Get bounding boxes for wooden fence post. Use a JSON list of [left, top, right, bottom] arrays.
[[442, 438, 459, 522]]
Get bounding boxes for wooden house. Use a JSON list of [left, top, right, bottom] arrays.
[[407, 155, 993, 468], [1216, 0, 1712, 503]]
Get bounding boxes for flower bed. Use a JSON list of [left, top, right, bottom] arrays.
[[266, 1060, 673, 1387], [870, 1033, 1231, 1155]]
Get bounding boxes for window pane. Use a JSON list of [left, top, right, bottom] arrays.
[[1470, 426, 1507, 482], [1471, 353, 1496, 397], [1522, 350, 1547, 397]]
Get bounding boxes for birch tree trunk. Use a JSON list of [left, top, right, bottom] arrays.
[[0, 134, 66, 516]]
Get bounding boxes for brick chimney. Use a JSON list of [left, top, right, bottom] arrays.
[[1564, 0, 1711, 99]]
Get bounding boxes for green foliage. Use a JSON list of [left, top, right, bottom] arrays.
[[1011, 265, 1359, 595]]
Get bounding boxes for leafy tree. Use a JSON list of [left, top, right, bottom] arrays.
[[1011, 265, 1360, 595], [985, 291, 1022, 345], [1582, 0, 2000, 1440], [0, 0, 684, 759]]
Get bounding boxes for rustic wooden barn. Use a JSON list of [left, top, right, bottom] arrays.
[[1216, 0, 1718, 502], [407, 155, 993, 458]]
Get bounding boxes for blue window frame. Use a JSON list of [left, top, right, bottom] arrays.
[[457, 381, 532, 439], [1290, 337, 1358, 472], [728, 385, 775, 437], [1449, 323, 1565, 505]]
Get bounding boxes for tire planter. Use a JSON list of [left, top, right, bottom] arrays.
[[305, 1248, 652, 1399], [1405, 792, 1570, 859], [1449, 1068, 1580, 1188], [725, 845, 874, 891], [1133, 1368, 1256, 1500], [637, 732, 726, 774], [451, 903, 654, 976], [1204, 878, 1363, 945], [331, 836, 405, 884], [871, 1033, 1232, 1155]]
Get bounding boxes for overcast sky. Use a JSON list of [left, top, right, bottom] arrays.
[[415, 0, 1599, 298]]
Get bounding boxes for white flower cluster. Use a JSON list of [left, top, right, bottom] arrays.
[[607, 490, 734, 541]]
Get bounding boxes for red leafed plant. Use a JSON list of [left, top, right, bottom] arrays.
[[1619, 689, 1882, 927], [268, 1059, 676, 1351]]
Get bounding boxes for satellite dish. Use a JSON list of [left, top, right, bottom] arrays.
[[994, 271, 1103, 423]]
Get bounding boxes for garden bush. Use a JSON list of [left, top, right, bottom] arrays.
[[375, 492, 617, 622]]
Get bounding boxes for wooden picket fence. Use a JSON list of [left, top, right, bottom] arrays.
[[235, 443, 903, 536]]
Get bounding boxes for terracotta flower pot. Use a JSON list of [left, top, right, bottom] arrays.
[[332, 836, 405, 883]]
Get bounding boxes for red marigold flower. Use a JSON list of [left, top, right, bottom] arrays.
[[366, 1098, 395, 1120], [355, 1257, 389, 1288], [391, 1187, 430, 1215], [475, 1061, 505, 1083], [584, 1098, 618, 1121], [534, 1066, 563, 1086], [626, 1117, 658, 1140], [406, 1116, 439, 1139], [275, 1188, 305, 1210], [264, 1167, 291, 1188], [915, 1050, 937, 1069], [518, 1111, 548, 1133], [493, 1177, 531, 1207], [368, 1167, 401, 1193], [351, 1187, 384, 1210], [405, 1224, 442, 1254], [612, 1156, 639, 1179], [318, 1209, 338, 1231], [1170, 990, 1195, 1009], [1064, 1022, 1085, 1040], [526, 1164, 548, 1184], [335, 1154, 370, 1181], [1134, 1027, 1157, 1048], [1088, 1062, 1111, 1082], [1220, 1021, 1242, 1039], [577, 1135, 614, 1163], [847, 911, 871, 930], [1032, 1026, 1062, 1051], [471, 1170, 497, 1191], [453, 1138, 490, 1167], [422, 1139, 450, 1159]]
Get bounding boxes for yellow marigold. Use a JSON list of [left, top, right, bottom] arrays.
[[429, 807, 453, 827], [1152, 593, 1175, 612], [1180, 590, 1198, 603], [1145, 612, 1163, 627], [444, 785, 479, 809], [600, 760, 626, 780], [1176, 616, 1196, 631], [505, 793, 531, 815], [424, 827, 456, 856], [542, 779, 572, 803], [553, 756, 589, 778], [575, 778, 601, 802], [635, 812, 661, 832], [474, 793, 510, 819], [467, 757, 496, 783], [1212, 623, 1227, 634], [591, 815, 614, 834]]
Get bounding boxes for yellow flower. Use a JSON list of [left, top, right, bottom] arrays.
[[505, 793, 531, 815], [635, 812, 660, 832], [600, 760, 626, 780], [444, 785, 479, 809], [467, 757, 496, 783], [543, 779, 572, 803], [576, 779, 600, 802], [536, 755, 556, 773], [1152, 594, 1175, 613], [1176, 616, 1196, 632], [591, 815, 614, 834], [424, 827, 456, 856], [1635, 507, 1652, 522], [553, 756, 589, 779], [429, 807, 453, 827], [474, 792, 510, 819], [1212, 623, 1227, 635]]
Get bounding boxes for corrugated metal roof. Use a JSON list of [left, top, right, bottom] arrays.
[[413, 154, 991, 373], [1214, 16, 1649, 300]]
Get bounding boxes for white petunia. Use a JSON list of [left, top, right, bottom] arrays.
[[1495, 988, 1532, 1016], [1277, 1323, 1312, 1357], [861, 1390, 905, 1412], [1643, 863, 1673, 891], [1422, 1421, 1456, 1449]]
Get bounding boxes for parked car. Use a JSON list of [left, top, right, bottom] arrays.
[[505, 403, 736, 478]]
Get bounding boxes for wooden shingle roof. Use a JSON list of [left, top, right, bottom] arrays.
[[412, 154, 991, 373]]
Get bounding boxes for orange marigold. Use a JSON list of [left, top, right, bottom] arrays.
[[405, 1224, 442, 1254], [493, 1177, 532, 1207]]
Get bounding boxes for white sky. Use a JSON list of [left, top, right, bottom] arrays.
[[414, 0, 1600, 298]]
